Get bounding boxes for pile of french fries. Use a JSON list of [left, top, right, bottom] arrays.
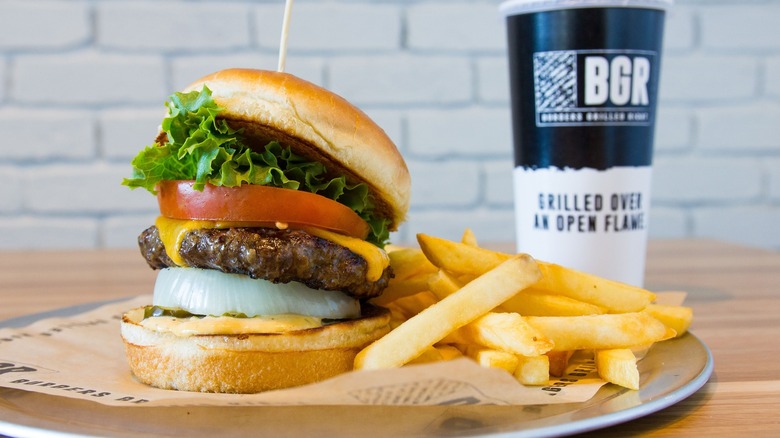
[[356, 230, 693, 391]]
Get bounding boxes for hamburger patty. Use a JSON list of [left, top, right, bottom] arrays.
[[138, 226, 392, 300]]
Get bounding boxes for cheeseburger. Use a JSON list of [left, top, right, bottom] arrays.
[[120, 68, 410, 393]]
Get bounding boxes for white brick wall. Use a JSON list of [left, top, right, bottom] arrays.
[[768, 57, 780, 97], [0, 109, 95, 161], [407, 4, 505, 51], [700, 5, 780, 51], [770, 159, 780, 200], [329, 55, 472, 104], [12, 53, 167, 104], [660, 55, 759, 102], [97, 3, 252, 51], [100, 109, 165, 161], [0, 1, 90, 50], [653, 158, 763, 203], [0, 0, 779, 252], [0, 60, 5, 103], [406, 108, 512, 157]]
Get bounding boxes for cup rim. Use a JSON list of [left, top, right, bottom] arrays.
[[500, 0, 673, 16]]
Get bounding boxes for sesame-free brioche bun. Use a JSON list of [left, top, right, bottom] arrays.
[[181, 68, 410, 231], [120, 305, 391, 393]]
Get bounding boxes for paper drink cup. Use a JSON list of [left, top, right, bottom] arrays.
[[500, 0, 671, 285]]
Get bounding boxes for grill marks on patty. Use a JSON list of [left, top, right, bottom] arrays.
[[138, 226, 392, 300]]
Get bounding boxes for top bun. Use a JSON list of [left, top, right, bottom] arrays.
[[182, 69, 410, 231]]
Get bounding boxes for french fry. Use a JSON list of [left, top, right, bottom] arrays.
[[371, 274, 432, 306], [435, 345, 464, 361], [386, 291, 438, 317], [461, 228, 479, 247], [442, 312, 553, 357], [417, 234, 655, 313], [514, 355, 550, 385], [427, 270, 465, 301], [383, 243, 406, 253], [388, 247, 438, 280], [417, 233, 511, 276], [546, 350, 574, 377], [354, 254, 541, 370], [463, 345, 519, 374], [525, 312, 673, 352], [644, 303, 693, 337], [499, 288, 606, 316], [371, 248, 439, 305], [457, 274, 478, 284], [595, 349, 640, 390], [534, 262, 655, 313], [407, 346, 445, 365], [384, 305, 409, 329], [367, 230, 692, 393]]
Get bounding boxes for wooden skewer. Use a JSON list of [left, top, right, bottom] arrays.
[[277, 0, 294, 72]]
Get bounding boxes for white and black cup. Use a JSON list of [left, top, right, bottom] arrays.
[[500, 0, 671, 286]]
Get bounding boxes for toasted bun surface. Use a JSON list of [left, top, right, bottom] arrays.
[[182, 68, 410, 231], [121, 305, 390, 393]]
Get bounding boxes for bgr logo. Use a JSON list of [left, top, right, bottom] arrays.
[[533, 49, 657, 127], [584, 55, 650, 106]]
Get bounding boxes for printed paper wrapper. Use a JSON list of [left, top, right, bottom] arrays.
[[0, 294, 681, 408]]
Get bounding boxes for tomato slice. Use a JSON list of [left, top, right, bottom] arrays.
[[157, 180, 370, 240]]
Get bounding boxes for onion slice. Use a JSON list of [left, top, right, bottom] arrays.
[[152, 267, 361, 320]]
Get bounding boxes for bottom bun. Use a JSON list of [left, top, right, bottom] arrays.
[[120, 305, 390, 393]]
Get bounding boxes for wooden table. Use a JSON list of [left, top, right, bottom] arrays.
[[1, 239, 779, 435]]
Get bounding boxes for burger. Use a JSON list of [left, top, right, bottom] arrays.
[[120, 68, 410, 393]]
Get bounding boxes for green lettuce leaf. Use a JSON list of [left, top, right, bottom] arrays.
[[122, 86, 390, 246]]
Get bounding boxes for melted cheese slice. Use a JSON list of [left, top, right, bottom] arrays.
[[301, 227, 390, 282], [155, 216, 210, 267], [140, 314, 322, 337], [154, 216, 389, 282]]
